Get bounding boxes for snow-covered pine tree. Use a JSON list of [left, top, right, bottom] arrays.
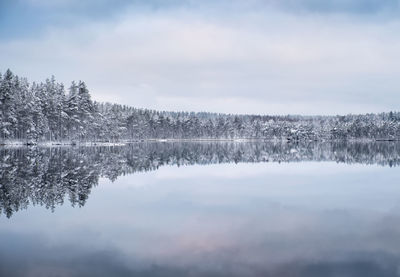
[[0, 69, 17, 142]]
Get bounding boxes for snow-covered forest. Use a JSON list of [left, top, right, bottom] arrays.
[[1, 141, 400, 217], [1, 69, 400, 143]]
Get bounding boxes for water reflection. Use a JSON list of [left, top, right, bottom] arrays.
[[1, 141, 400, 217], [1, 142, 400, 276]]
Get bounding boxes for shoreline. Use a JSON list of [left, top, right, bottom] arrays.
[[1, 138, 399, 147]]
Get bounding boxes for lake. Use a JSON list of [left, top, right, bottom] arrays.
[[1, 141, 400, 277]]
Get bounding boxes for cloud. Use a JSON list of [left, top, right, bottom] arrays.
[[264, 0, 400, 14], [1, 3, 400, 115], [23, 0, 400, 15], [2, 0, 399, 40]]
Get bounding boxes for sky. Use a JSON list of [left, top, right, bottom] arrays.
[[0, 0, 399, 115]]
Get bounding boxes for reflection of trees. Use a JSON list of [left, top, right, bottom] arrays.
[[1, 141, 400, 217]]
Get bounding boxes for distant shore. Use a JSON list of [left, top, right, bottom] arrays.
[[1, 138, 265, 147], [1, 138, 399, 147]]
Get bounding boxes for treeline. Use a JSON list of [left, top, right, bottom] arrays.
[[1, 69, 400, 142], [1, 141, 400, 217]]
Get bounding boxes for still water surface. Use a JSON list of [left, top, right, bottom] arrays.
[[0, 142, 400, 277]]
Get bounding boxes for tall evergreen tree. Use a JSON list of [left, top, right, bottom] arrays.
[[0, 69, 17, 141]]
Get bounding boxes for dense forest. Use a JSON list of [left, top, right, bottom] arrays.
[[1, 69, 400, 143], [1, 141, 400, 217]]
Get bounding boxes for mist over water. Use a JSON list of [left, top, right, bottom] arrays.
[[1, 142, 400, 276]]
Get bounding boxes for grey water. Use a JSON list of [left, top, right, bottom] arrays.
[[1, 141, 400, 277]]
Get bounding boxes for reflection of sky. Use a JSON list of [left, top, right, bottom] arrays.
[[1, 162, 400, 276]]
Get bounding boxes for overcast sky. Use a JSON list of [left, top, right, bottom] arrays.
[[1, 0, 399, 115]]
